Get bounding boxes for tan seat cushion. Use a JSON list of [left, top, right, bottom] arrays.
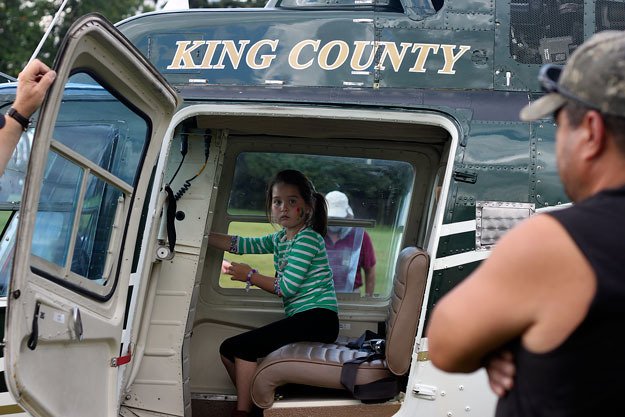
[[251, 342, 392, 409]]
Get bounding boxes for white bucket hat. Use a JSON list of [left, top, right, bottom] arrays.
[[326, 191, 354, 218]]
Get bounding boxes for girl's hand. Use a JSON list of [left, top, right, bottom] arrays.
[[221, 259, 232, 274], [223, 261, 252, 282]]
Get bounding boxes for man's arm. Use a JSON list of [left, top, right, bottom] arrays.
[[0, 59, 56, 176], [364, 266, 375, 297], [361, 231, 376, 296], [427, 214, 594, 373]]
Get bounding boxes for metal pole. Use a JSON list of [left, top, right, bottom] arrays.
[[28, 0, 71, 64]]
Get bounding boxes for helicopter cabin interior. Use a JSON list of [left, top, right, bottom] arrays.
[[118, 104, 456, 416]]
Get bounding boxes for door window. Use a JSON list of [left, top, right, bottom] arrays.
[[30, 72, 151, 298]]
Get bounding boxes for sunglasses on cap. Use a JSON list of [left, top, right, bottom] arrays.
[[538, 64, 601, 113]]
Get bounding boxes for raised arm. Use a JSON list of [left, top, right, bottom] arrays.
[[13, 59, 56, 118], [0, 59, 56, 176]]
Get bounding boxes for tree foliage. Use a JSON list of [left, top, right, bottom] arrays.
[[229, 153, 414, 224], [0, 0, 155, 77], [0, 0, 271, 77], [189, 0, 266, 8]]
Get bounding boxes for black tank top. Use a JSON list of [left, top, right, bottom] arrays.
[[495, 185, 625, 417]]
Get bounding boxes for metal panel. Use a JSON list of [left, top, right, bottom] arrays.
[[475, 201, 534, 249]]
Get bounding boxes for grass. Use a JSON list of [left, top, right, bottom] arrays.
[[219, 221, 277, 290], [0, 211, 12, 232]]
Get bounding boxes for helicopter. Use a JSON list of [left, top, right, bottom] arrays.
[[0, 1, 622, 416]]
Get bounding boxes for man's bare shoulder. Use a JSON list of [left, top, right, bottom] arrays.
[[427, 212, 593, 371], [503, 214, 596, 352], [488, 213, 590, 281], [491, 213, 569, 261]]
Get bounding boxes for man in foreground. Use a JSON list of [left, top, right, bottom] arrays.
[[427, 30, 625, 416]]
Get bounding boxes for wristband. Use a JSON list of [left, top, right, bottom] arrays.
[[229, 235, 239, 254], [273, 277, 282, 297], [245, 268, 257, 293], [6, 107, 30, 131]]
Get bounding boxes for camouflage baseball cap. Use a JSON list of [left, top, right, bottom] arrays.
[[520, 31, 625, 121]]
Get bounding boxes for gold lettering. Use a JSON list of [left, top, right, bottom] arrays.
[[408, 43, 440, 73], [199, 40, 222, 69], [214, 40, 251, 70], [247, 39, 279, 69], [350, 41, 377, 71], [288, 40, 321, 70], [438, 44, 471, 74], [378, 42, 412, 72], [167, 40, 205, 69], [318, 40, 349, 70]]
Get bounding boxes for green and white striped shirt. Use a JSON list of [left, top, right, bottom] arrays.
[[236, 227, 338, 316]]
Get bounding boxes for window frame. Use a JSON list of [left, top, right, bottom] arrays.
[[28, 69, 153, 301], [209, 135, 438, 304]]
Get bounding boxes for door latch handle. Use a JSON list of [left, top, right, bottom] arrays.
[[72, 306, 83, 341], [413, 383, 438, 400], [27, 301, 41, 351]]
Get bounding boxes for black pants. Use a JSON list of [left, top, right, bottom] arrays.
[[220, 308, 339, 362]]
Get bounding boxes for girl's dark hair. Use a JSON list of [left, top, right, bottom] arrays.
[[265, 169, 328, 236]]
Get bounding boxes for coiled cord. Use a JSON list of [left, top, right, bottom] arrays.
[[173, 128, 211, 201]]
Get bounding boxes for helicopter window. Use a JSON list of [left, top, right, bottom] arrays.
[[222, 152, 414, 299], [596, 1, 625, 31], [510, 0, 584, 64]]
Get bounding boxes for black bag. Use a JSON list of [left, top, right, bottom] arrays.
[[340, 331, 401, 402], [346, 329, 384, 353]]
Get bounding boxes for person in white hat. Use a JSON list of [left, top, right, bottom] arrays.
[[324, 191, 376, 296]]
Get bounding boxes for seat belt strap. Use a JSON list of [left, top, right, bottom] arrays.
[[340, 352, 401, 401]]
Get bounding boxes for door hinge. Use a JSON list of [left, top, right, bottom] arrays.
[[453, 170, 478, 184], [413, 383, 437, 400]]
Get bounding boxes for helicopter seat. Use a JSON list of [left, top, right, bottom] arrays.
[[250, 246, 429, 408]]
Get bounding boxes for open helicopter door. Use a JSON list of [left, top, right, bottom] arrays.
[[4, 14, 179, 417]]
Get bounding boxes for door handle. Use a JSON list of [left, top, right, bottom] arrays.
[[72, 306, 83, 341], [27, 301, 41, 351]]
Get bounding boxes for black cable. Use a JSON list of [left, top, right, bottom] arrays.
[[168, 128, 189, 184], [168, 155, 185, 185], [174, 129, 211, 201]]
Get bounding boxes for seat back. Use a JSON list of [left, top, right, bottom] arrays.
[[384, 247, 429, 375]]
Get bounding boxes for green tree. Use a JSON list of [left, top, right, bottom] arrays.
[[0, 0, 155, 77], [189, 0, 266, 7], [229, 153, 414, 224]]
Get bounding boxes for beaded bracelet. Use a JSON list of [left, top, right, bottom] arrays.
[[229, 235, 239, 254], [245, 269, 257, 293], [273, 277, 282, 297]]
